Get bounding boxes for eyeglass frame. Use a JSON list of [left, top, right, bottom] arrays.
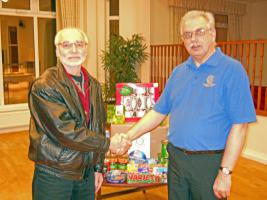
[[181, 27, 212, 40], [57, 41, 88, 50]]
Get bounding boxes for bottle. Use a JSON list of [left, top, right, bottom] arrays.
[[160, 140, 168, 164]]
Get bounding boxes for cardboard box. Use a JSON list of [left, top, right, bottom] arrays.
[[110, 123, 168, 158]]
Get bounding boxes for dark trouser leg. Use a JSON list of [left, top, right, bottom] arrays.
[[72, 166, 95, 200], [188, 153, 223, 200], [167, 143, 191, 200], [32, 167, 73, 200], [167, 143, 224, 200]]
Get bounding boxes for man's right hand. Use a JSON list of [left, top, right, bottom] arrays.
[[109, 133, 132, 155]]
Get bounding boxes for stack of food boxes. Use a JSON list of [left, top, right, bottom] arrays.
[[126, 159, 167, 184], [104, 147, 168, 184]]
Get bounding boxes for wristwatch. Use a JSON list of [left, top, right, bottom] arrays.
[[219, 166, 232, 175]]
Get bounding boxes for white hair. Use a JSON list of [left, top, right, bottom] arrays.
[[180, 10, 215, 34], [54, 27, 88, 45]]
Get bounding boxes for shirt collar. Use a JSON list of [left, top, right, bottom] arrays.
[[186, 47, 223, 69], [64, 65, 89, 83]]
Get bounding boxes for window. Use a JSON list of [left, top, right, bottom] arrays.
[[8, 26, 19, 72], [108, 0, 119, 38], [109, 0, 119, 16], [2, 0, 30, 10], [215, 14, 228, 42], [0, 0, 56, 106], [39, 0, 56, 12]]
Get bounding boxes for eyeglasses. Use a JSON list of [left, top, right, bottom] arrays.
[[181, 28, 211, 40], [58, 41, 87, 50]]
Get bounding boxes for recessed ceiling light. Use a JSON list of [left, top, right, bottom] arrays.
[[2, 0, 8, 2]]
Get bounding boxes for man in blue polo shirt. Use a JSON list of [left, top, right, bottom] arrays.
[[118, 10, 256, 200]]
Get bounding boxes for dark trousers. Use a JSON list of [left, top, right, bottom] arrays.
[[32, 165, 95, 200], [167, 143, 223, 200]]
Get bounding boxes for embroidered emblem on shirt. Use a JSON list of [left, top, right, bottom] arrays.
[[203, 75, 216, 88]]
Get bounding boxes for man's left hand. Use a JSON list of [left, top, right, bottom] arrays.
[[213, 171, 232, 199], [94, 172, 103, 193]]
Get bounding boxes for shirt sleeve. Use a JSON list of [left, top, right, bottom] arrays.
[[225, 62, 256, 124], [153, 68, 177, 115]]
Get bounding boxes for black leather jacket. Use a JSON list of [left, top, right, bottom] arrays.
[[28, 64, 110, 180]]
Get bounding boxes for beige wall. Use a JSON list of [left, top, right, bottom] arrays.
[[243, 116, 267, 164], [249, 1, 267, 40], [150, 1, 267, 42], [80, 0, 98, 80], [120, 0, 151, 83], [150, 0, 170, 44], [241, 3, 252, 39], [78, 0, 106, 84]]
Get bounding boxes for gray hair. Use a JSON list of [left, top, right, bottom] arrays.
[[180, 10, 215, 34], [54, 27, 88, 45]]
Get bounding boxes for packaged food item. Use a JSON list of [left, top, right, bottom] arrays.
[[113, 105, 125, 124], [117, 163, 127, 171], [106, 170, 127, 184], [127, 173, 161, 184], [160, 140, 168, 164], [153, 166, 168, 175], [103, 157, 111, 174], [117, 155, 128, 164], [147, 158, 157, 165], [103, 148, 168, 184], [127, 161, 138, 173], [116, 83, 159, 122], [128, 150, 147, 164], [109, 157, 118, 170], [117, 154, 128, 171], [106, 104, 115, 124]]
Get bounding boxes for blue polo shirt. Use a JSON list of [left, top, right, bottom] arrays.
[[153, 48, 256, 151]]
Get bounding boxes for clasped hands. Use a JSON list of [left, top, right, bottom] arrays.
[[109, 133, 132, 155]]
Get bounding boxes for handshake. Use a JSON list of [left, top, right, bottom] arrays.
[[109, 133, 132, 155]]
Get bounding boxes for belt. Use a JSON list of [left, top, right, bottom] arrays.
[[174, 146, 224, 155]]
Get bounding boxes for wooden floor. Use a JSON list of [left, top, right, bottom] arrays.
[[0, 131, 266, 200]]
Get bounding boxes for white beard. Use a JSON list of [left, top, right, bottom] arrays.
[[60, 55, 86, 68]]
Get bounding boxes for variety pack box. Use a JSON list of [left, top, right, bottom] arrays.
[[116, 83, 159, 122]]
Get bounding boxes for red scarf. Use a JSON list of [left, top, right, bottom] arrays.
[[65, 66, 90, 123]]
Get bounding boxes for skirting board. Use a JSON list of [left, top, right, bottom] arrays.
[[0, 125, 28, 134], [242, 149, 267, 165]]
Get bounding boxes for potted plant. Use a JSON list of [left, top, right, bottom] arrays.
[[101, 34, 149, 103]]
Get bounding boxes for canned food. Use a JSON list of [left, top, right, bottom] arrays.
[[117, 163, 127, 171], [110, 162, 118, 170], [118, 157, 128, 164]]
